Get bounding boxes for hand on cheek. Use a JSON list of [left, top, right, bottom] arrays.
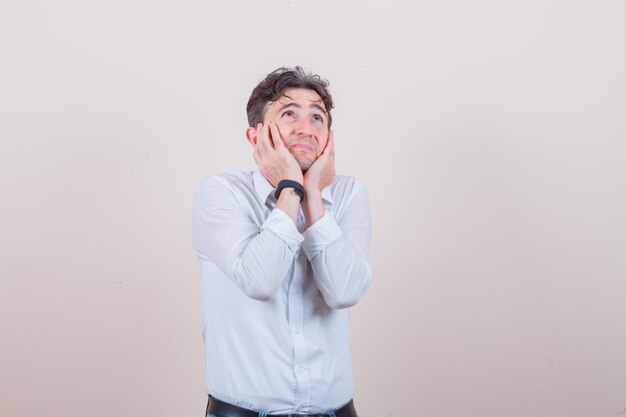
[[252, 121, 303, 187], [303, 130, 335, 194]]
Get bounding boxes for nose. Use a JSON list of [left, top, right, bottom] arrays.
[[294, 117, 312, 137]]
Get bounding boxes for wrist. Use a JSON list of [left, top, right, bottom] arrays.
[[278, 188, 302, 205], [275, 187, 302, 224], [286, 170, 304, 185], [302, 190, 324, 228], [303, 183, 321, 197], [303, 191, 321, 207], [275, 179, 305, 202]]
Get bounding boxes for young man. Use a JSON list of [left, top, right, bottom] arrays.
[[192, 67, 372, 417]]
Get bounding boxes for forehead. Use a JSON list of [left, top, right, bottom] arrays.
[[271, 88, 326, 111]]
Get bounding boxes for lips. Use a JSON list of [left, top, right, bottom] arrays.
[[290, 142, 314, 152]]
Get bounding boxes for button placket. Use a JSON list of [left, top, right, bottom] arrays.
[[288, 253, 311, 409]]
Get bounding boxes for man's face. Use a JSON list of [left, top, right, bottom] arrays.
[[263, 88, 330, 171]]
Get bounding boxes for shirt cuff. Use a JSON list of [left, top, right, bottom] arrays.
[[260, 207, 304, 253], [301, 211, 343, 260]]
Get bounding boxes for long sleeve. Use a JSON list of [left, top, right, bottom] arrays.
[[192, 175, 304, 301], [301, 180, 372, 309]]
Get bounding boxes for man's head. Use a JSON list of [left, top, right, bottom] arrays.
[[247, 66, 334, 128], [246, 67, 334, 171]]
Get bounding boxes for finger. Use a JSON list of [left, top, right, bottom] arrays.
[[253, 147, 263, 164], [324, 130, 334, 155], [254, 123, 264, 145], [268, 121, 284, 150], [255, 122, 270, 155], [321, 130, 334, 157]]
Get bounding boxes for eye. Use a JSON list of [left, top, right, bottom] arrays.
[[281, 110, 296, 118], [313, 114, 324, 123]]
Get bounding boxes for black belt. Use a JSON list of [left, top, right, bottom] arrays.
[[206, 395, 357, 417]]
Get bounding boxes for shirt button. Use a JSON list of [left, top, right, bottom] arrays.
[[297, 366, 305, 372], [291, 290, 298, 296], [294, 327, 300, 334]]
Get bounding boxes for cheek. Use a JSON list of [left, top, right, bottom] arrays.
[[273, 120, 292, 137]]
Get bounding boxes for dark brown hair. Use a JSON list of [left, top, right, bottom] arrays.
[[246, 66, 334, 128]]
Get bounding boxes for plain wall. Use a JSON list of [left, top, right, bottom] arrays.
[[1, 1, 625, 416]]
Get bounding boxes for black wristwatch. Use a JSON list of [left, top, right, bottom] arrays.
[[274, 180, 305, 201]]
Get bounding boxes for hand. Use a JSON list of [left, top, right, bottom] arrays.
[[303, 130, 335, 195], [252, 121, 303, 187]]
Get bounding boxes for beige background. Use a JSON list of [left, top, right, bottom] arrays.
[[1, 1, 625, 416]]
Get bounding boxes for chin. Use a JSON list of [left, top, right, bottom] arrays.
[[298, 158, 314, 171]]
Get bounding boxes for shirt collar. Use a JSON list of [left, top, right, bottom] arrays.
[[252, 170, 334, 206], [253, 170, 276, 205], [321, 183, 334, 205]]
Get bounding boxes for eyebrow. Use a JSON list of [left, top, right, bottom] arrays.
[[278, 102, 328, 118]]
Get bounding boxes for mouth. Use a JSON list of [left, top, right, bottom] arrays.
[[290, 142, 314, 152]]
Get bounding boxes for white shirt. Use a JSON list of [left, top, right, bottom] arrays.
[[192, 170, 372, 414]]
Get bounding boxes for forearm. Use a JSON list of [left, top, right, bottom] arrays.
[[192, 176, 304, 301], [303, 188, 325, 228], [302, 207, 372, 309], [239, 189, 302, 297], [308, 234, 372, 309], [232, 220, 301, 300], [301, 180, 372, 309], [275, 187, 302, 224]]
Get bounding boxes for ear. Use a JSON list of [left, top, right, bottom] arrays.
[[245, 127, 257, 147]]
